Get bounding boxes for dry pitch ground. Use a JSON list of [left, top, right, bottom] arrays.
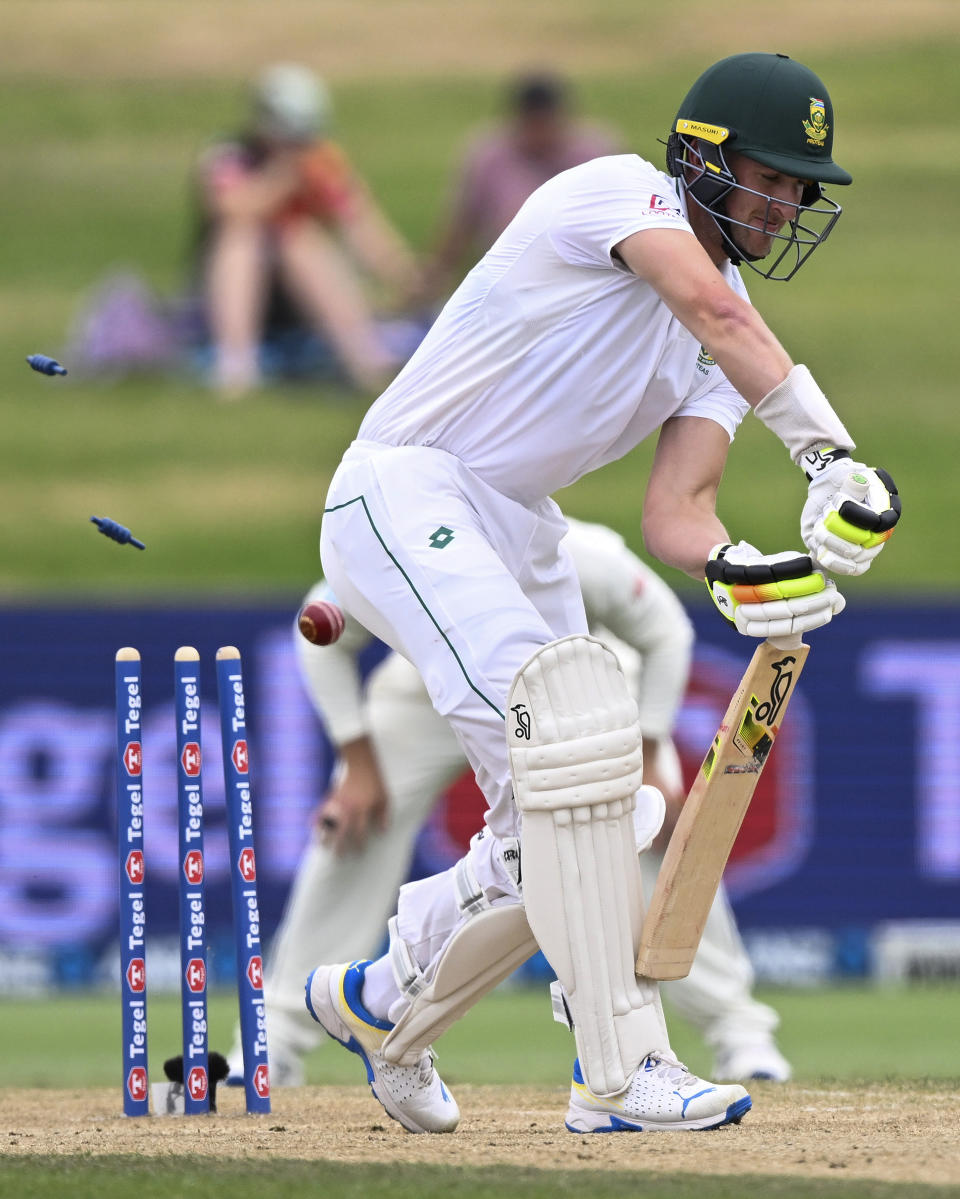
[[5, 1083, 960, 1187]]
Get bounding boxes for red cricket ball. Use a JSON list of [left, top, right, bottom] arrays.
[[298, 600, 345, 646]]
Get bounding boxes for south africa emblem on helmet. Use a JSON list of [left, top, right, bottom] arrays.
[[802, 97, 828, 146]]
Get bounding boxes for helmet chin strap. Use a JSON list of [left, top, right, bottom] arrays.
[[682, 181, 757, 268], [711, 204, 766, 265], [672, 135, 757, 267]]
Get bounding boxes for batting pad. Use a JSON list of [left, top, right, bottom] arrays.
[[380, 905, 536, 1066], [509, 635, 668, 1097]]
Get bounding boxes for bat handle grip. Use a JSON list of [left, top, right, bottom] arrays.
[[768, 632, 804, 650]]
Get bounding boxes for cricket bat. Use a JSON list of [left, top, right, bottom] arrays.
[[636, 635, 809, 981]]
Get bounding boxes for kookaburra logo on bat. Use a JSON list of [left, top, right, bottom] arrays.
[[755, 655, 796, 726], [511, 703, 532, 740]]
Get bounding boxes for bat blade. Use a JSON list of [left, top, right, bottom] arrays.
[[636, 636, 809, 981]]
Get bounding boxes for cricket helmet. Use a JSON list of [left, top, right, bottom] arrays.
[[666, 53, 851, 280]]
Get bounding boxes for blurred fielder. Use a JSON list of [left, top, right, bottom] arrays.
[[311, 52, 900, 1134], [228, 519, 790, 1087]]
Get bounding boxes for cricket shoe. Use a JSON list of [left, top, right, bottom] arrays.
[[713, 1040, 792, 1083], [305, 960, 459, 1134], [565, 1051, 751, 1133]]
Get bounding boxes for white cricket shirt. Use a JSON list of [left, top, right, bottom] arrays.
[[359, 154, 750, 505]]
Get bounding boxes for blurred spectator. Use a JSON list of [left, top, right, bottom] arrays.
[[194, 64, 423, 397], [419, 72, 622, 300]]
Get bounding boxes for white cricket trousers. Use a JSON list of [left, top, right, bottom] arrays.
[[320, 441, 586, 837], [320, 441, 586, 1012]]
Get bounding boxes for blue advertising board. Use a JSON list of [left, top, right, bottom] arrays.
[[0, 600, 958, 989]]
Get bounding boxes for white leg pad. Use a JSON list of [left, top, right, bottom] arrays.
[[509, 634, 669, 1097], [377, 786, 666, 1068], [380, 904, 536, 1065]]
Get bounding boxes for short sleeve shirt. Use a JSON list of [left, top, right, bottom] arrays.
[[359, 154, 751, 504]]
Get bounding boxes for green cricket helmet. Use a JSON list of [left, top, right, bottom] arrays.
[[666, 53, 851, 280]]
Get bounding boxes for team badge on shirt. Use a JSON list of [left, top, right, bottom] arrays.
[[646, 193, 682, 217], [696, 346, 717, 376]]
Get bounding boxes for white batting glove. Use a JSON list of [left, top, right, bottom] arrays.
[[705, 541, 845, 639], [800, 450, 901, 576]]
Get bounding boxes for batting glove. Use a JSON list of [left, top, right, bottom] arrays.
[[706, 541, 845, 639], [800, 450, 901, 576]]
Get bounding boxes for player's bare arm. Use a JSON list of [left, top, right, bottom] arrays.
[[621, 224, 900, 576], [644, 415, 846, 638], [614, 227, 793, 404], [642, 414, 731, 579]]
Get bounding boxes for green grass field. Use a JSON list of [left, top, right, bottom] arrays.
[[1, 1158, 953, 1199], [6, 984, 959, 1090], [0, 36, 958, 597], [6, 1159, 956, 1199]]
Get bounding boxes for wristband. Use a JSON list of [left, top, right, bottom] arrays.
[[753, 365, 854, 465], [799, 446, 851, 481]]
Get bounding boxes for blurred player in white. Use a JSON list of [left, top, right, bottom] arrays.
[[310, 52, 900, 1136], [229, 518, 789, 1086]]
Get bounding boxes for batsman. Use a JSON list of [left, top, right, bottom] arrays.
[[308, 52, 901, 1135]]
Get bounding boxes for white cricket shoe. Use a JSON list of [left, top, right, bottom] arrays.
[[565, 1051, 751, 1133], [305, 960, 460, 1134], [713, 1040, 792, 1083]]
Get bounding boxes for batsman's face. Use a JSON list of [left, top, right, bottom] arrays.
[[725, 152, 805, 259]]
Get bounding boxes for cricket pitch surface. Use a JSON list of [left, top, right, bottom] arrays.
[[4, 1081, 959, 1187]]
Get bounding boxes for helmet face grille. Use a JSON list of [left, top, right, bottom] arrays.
[[671, 131, 843, 281]]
